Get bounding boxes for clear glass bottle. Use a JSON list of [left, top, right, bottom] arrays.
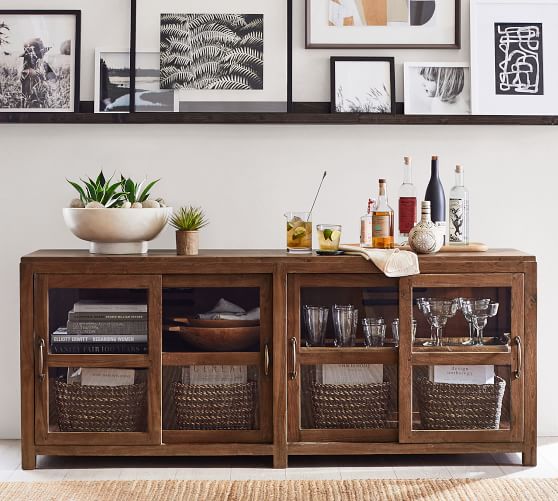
[[360, 198, 374, 248], [372, 179, 394, 249], [449, 165, 470, 245], [398, 156, 417, 243]]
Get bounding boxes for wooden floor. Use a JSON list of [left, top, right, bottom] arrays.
[[0, 439, 557, 481]]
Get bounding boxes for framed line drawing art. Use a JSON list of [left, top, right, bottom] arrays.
[[471, 0, 558, 115], [0, 10, 80, 112], [331, 57, 396, 114], [94, 49, 178, 113], [306, 0, 460, 49], [404, 62, 471, 115]]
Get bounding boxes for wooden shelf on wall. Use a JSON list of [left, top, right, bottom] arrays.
[[2, 102, 558, 125]]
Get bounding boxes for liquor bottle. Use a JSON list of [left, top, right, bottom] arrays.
[[449, 165, 470, 245], [424, 155, 446, 243], [398, 156, 417, 243], [372, 179, 394, 249], [360, 198, 374, 248]]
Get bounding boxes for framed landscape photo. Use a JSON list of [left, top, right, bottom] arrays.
[[307, 0, 460, 49], [331, 57, 395, 114], [0, 10, 80, 112], [471, 0, 558, 115], [404, 62, 471, 115], [94, 49, 178, 113]]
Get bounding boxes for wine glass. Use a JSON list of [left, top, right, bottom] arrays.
[[469, 302, 499, 345], [425, 299, 459, 346], [458, 298, 490, 346], [416, 297, 436, 347]]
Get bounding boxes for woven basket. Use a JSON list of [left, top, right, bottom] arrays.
[[417, 377, 506, 430], [54, 380, 147, 432], [173, 382, 256, 430], [311, 382, 390, 429]]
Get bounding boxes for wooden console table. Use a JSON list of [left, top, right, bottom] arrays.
[[20, 249, 537, 469]]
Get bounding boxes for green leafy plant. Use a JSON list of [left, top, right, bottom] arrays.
[[121, 176, 160, 203], [169, 206, 209, 231], [67, 171, 126, 207]]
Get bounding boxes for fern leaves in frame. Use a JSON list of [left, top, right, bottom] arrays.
[[160, 13, 264, 90]]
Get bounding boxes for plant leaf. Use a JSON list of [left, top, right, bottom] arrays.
[[138, 179, 160, 202]]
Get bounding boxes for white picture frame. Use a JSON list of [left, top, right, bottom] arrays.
[[471, 0, 558, 115], [404, 62, 471, 115], [94, 49, 178, 114]]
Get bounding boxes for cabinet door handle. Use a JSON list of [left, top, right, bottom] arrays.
[[289, 337, 297, 381], [264, 344, 270, 377], [515, 336, 522, 380], [38, 338, 46, 382]]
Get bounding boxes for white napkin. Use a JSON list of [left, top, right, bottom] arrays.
[[199, 298, 261, 321], [339, 245, 420, 278]]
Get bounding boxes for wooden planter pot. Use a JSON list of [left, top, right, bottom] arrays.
[[176, 231, 199, 256]]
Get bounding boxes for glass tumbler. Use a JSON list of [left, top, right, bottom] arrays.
[[302, 306, 329, 347], [363, 318, 386, 347], [285, 212, 312, 254], [391, 318, 418, 347], [332, 305, 358, 347]]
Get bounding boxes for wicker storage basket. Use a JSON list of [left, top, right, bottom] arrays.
[[54, 380, 147, 432], [311, 382, 390, 429], [173, 382, 257, 430], [417, 376, 506, 430]]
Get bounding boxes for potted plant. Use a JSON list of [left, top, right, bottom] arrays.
[[64, 171, 172, 254], [169, 206, 209, 256]]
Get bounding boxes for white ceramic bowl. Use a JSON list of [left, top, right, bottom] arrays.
[[63, 207, 173, 254]]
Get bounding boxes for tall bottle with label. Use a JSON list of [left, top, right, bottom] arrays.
[[449, 165, 469, 245], [424, 155, 446, 243], [398, 156, 417, 243], [372, 179, 395, 249], [360, 198, 374, 248]]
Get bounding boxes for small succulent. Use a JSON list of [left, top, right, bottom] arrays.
[[67, 171, 126, 208], [170, 206, 209, 231], [121, 175, 160, 204]]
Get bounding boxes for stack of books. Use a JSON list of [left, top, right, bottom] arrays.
[[50, 301, 148, 354]]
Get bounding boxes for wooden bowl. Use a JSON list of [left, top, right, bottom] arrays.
[[171, 317, 260, 328], [169, 325, 260, 352]]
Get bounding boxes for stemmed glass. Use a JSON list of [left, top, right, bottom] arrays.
[[418, 299, 459, 347], [458, 298, 490, 346], [463, 301, 499, 345]]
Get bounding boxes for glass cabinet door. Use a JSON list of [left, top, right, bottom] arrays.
[[399, 273, 524, 444], [287, 274, 399, 443], [34, 274, 161, 446], [161, 275, 273, 444]]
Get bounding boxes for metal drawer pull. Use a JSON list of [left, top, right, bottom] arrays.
[[264, 344, 270, 377], [515, 336, 522, 380], [289, 337, 297, 381], [38, 338, 46, 382]]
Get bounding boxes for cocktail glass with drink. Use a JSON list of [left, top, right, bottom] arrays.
[[285, 212, 312, 253], [317, 224, 342, 253]]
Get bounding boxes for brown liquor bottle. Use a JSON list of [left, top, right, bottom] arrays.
[[372, 179, 395, 249]]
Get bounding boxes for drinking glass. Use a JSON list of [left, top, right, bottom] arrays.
[[420, 299, 459, 347], [331, 305, 358, 347], [316, 224, 342, 252], [363, 318, 386, 347], [285, 212, 312, 254], [302, 306, 329, 347], [391, 318, 417, 347], [458, 298, 490, 346], [465, 302, 499, 345], [416, 297, 435, 347]]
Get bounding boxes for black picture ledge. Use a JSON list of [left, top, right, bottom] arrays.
[[1, 102, 558, 125]]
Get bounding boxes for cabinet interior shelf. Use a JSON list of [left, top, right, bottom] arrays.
[[2, 102, 557, 125]]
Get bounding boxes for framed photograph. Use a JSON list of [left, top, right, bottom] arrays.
[[94, 49, 178, 113], [471, 0, 558, 115], [306, 0, 460, 49], [331, 57, 395, 114], [404, 62, 471, 115], [0, 10, 80, 112], [136, 0, 288, 112]]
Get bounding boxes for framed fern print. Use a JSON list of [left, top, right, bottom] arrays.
[[136, 0, 288, 112]]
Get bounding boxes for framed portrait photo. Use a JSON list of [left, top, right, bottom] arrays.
[[471, 0, 558, 115], [307, 0, 460, 49], [331, 57, 395, 114], [0, 10, 80, 112], [95, 49, 178, 113], [404, 62, 471, 115]]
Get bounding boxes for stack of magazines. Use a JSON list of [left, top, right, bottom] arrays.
[[50, 301, 148, 354]]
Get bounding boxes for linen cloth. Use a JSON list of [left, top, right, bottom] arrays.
[[339, 245, 420, 277]]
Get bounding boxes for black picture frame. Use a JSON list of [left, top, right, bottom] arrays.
[[0, 9, 81, 112], [307, 0, 461, 49], [331, 56, 396, 114]]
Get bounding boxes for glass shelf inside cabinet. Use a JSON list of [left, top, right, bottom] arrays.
[[300, 364, 398, 430], [48, 288, 149, 355], [163, 287, 261, 353], [412, 287, 512, 353], [300, 287, 399, 349]]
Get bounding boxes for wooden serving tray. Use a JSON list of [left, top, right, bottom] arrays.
[[398, 243, 489, 252]]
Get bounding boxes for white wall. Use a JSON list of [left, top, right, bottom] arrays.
[[0, 1, 555, 439]]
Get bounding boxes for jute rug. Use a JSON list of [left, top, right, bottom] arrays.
[[0, 479, 557, 501]]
